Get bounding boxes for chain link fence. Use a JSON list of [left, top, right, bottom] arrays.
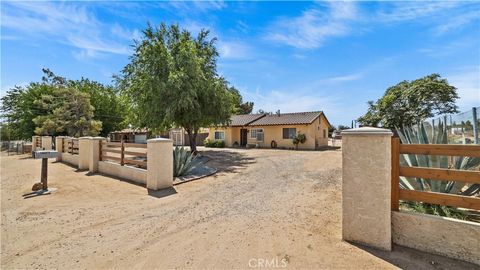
[[426, 107, 479, 145]]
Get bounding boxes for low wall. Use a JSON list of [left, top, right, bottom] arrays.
[[61, 153, 79, 167], [98, 161, 146, 185], [392, 211, 480, 265]]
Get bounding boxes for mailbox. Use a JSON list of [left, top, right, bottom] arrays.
[[33, 150, 58, 159]]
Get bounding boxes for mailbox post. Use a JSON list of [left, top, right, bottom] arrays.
[[32, 150, 58, 191]]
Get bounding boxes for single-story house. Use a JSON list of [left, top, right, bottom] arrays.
[[207, 111, 332, 150], [109, 128, 150, 143]]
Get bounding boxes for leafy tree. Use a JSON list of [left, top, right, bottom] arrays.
[[33, 86, 102, 136], [337, 125, 350, 130], [1, 69, 125, 139], [358, 74, 459, 128], [118, 23, 234, 152], [1, 83, 55, 140], [70, 78, 126, 136], [229, 86, 253, 114]]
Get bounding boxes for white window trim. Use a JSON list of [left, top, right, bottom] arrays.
[[214, 131, 225, 140], [250, 128, 264, 140], [283, 128, 297, 139]]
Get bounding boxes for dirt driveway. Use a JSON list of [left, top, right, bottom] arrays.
[[1, 148, 475, 269]]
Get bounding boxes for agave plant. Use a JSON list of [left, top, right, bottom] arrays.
[[396, 120, 480, 196], [173, 146, 201, 177]]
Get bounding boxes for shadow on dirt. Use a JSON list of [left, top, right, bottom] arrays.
[[351, 243, 477, 270], [148, 187, 177, 198], [199, 150, 256, 173]]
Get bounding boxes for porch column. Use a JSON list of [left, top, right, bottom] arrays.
[[341, 127, 393, 251]]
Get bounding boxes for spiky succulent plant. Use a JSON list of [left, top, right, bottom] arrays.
[[396, 121, 480, 196]]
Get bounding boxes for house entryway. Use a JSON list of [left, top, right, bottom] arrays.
[[240, 129, 248, 147]]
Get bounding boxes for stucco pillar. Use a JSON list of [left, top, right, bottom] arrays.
[[78, 137, 92, 170], [55, 136, 64, 161], [341, 127, 393, 251], [32, 136, 39, 150], [89, 137, 105, 173], [147, 138, 173, 190], [41, 136, 52, 150]]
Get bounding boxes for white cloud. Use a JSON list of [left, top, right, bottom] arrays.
[[376, 2, 459, 23], [433, 10, 480, 35], [319, 73, 363, 83], [1, 2, 134, 59], [447, 68, 480, 111], [266, 2, 479, 49], [111, 24, 142, 42], [157, 0, 226, 14], [242, 87, 340, 114], [265, 1, 357, 49], [376, 2, 479, 35], [218, 40, 252, 60]]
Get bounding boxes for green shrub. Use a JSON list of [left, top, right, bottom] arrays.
[[173, 146, 201, 177], [292, 133, 306, 149], [204, 139, 225, 148], [215, 140, 225, 148]]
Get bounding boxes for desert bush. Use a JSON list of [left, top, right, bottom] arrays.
[[292, 133, 306, 149], [204, 139, 225, 148]]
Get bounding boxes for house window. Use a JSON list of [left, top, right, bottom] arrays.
[[283, 128, 297, 139], [323, 129, 326, 138], [214, 131, 225, 140], [250, 128, 264, 141]]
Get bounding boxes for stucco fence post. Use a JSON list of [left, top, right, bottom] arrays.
[[41, 136, 53, 150], [89, 137, 106, 173], [32, 135, 40, 150], [55, 136, 65, 162], [78, 137, 92, 170], [147, 138, 173, 190], [341, 127, 393, 251]]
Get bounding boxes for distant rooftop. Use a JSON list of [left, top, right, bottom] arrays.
[[110, 128, 149, 134]]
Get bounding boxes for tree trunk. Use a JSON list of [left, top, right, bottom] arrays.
[[189, 131, 198, 154]]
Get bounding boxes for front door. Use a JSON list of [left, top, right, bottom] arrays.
[[240, 129, 248, 147]]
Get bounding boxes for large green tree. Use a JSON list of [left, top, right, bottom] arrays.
[[70, 78, 126, 136], [33, 86, 102, 136], [358, 74, 459, 128], [1, 69, 125, 139], [119, 23, 235, 152], [229, 86, 254, 114]]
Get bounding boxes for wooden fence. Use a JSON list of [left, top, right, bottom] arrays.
[[35, 137, 41, 148], [100, 141, 147, 169], [391, 137, 480, 211], [64, 138, 79, 155]]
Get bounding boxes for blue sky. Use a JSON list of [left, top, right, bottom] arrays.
[[1, 1, 479, 126]]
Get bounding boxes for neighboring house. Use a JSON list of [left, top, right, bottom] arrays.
[[109, 127, 209, 146], [109, 128, 150, 143], [169, 127, 210, 146], [207, 111, 332, 150]]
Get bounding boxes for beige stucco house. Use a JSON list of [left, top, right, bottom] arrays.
[[207, 111, 332, 150]]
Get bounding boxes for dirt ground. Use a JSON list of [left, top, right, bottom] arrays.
[[1, 148, 476, 269]]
